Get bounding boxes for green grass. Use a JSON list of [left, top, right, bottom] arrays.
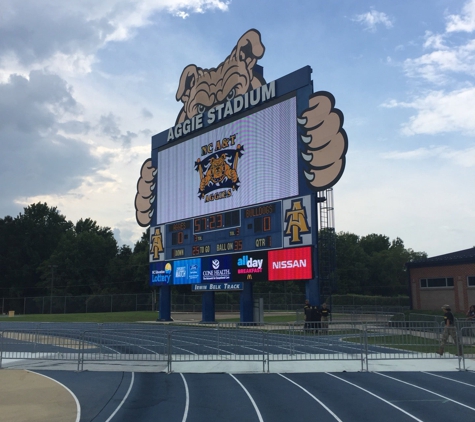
[[2, 312, 298, 324], [0, 311, 159, 323], [342, 333, 464, 354], [219, 314, 298, 323]]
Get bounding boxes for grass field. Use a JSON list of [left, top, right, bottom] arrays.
[[0, 311, 299, 324], [0, 311, 159, 323]]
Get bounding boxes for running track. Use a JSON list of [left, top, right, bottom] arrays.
[[37, 370, 475, 422]]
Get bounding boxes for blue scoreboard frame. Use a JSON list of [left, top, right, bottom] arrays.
[[149, 67, 319, 285]]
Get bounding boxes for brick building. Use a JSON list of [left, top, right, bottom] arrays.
[[406, 247, 475, 313]]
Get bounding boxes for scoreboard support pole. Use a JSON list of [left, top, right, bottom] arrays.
[[240, 282, 254, 323], [306, 278, 320, 307], [201, 291, 216, 323], [158, 285, 173, 321]]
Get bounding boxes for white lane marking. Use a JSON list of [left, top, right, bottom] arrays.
[[180, 373, 190, 422], [229, 374, 264, 422], [278, 374, 342, 421], [326, 373, 424, 422], [374, 372, 475, 412], [421, 371, 475, 387], [28, 370, 81, 422], [105, 372, 135, 422]]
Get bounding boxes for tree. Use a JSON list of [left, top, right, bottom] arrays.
[[39, 220, 118, 296], [334, 233, 427, 296], [335, 232, 369, 294], [0, 203, 73, 296]]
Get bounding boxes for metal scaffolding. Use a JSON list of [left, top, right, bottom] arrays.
[[317, 188, 337, 303]]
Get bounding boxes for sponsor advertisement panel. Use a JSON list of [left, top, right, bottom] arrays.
[[150, 262, 173, 286], [201, 256, 232, 282], [149, 247, 311, 285], [232, 250, 268, 282], [268, 246, 312, 281]]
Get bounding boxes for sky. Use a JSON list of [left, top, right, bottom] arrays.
[[1, 0, 474, 258]]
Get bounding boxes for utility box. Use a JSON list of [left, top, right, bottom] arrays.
[[8, 310, 15, 317], [253, 298, 264, 324]]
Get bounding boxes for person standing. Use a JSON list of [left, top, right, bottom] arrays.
[[310, 304, 321, 334], [303, 300, 320, 334], [466, 305, 475, 320], [304, 299, 312, 332], [320, 303, 331, 334], [437, 304, 462, 356]]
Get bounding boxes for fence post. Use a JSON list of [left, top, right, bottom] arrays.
[[262, 331, 268, 373], [362, 322, 369, 372], [167, 331, 172, 374], [0, 331, 3, 369], [77, 331, 85, 372]]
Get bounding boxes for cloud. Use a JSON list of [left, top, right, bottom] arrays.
[[446, 0, 475, 33], [0, 0, 230, 77], [389, 2, 475, 136], [353, 10, 393, 31], [383, 87, 475, 136], [97, 113, 138, 147], [403, 38, 475, 84], [402, 2, 475, 84], [0, 70, 109, 217], [381, 146, 475, 168]]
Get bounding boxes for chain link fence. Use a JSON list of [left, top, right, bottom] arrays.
[[0, 292, 410, 316]]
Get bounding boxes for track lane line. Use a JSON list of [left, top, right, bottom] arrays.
[[374, 372, 475, 412], [29, 370, 81, 422], [421, 371, 475, 387], [326, 373, 424, 422], [180, 374, 190, 422], [229, 374, 264, 422], [105, 372, 135, 422], [278, 374, 342, 421]]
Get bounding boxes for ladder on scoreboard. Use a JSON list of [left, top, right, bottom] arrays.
[[317, 188, 336, 305]]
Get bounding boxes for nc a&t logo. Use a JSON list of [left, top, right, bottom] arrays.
[[150, 227, 164, 260], [284, 198, 311, 244], [195, 134, 244, 202]]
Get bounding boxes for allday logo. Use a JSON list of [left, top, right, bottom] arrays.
[[237, 255, 263, 274]]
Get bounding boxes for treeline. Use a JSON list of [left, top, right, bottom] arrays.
[[0, 203, 150, 298], [335, 232, 427, 296], [0, 203, 427, 299]]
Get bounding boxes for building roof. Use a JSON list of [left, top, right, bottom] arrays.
[[406, 247, 475, 268]]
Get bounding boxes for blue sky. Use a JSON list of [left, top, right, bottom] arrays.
[[1, 0, 474, 257]]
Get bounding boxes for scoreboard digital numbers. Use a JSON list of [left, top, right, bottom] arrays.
[[155, 201, 283, 261]]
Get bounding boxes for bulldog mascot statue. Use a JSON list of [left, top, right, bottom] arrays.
[[135, 29, 348, 227]]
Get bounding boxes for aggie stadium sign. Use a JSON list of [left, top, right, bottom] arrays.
[[133, 29, 348, 322]]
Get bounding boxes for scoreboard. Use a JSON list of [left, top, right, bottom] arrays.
[[150, 195, 314, 264], [165, 201, 281, 260], [148, 67, 323, 285]]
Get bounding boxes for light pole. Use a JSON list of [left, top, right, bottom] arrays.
[[49, 265, 57, 314]]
